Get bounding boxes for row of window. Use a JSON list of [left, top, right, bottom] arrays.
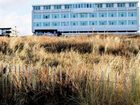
[[33, 20, 137, 27], [33, 12, 137, 19], [33, 2, 137, 10]]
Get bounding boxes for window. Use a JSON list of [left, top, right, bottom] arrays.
[[128, 20, 137, 25], [118, 12, 127, 17], [61, 22, 69, 26], [43, 14, 50, 19], [33, 6, 40, 10], [108, 21, 117, 25], [87, 4, 92, 8], [129, 3, 136, 7], [52, 22, 60, 26], [80, 21, 88, 26], [61, 14, 69, 18], [80, 4, 84, 8], [89, 21, 97, 25], [43, 5, 51, 10], [117, 3, 125, 7], [70, 21, 78, 26], [43, 22, 50, 26], [106, 3, 114, 8], [72, 4, 77, 8], [79, 13, 88, 18], [54, 5, 61, 9], [33, 22, 42, 27], [82, 3, 91, 8], [99, 13, 107, 17], [76, 4, 81, 8], [91, 4, 95, 8], [108, 12, 117, 17], [95, 4, 102, 8], [75, 4, 78, 8], [70, 13, 78, 18], [52, 14, 60, 19], [118, 20, 127, 25], [83, 4, 87, 8], [99, 21, 107, 25], [65, 4, 72, 9], [128, 12, 137, 17], [33, 14, 42, 19], [89, 13, 97, 18]]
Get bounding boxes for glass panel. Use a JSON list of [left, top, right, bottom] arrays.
[[99, 21, 107, 25], [89, 13, 97, 17], [33, 6, 40, 10], [118, 12, 127, 17], [61, 22, 69, 26], [99, 13, 107, 17], [79, 13, 88, 18], [128, 20, 137, 25], [52, 14, 60, 19], [108, 12, 117, 17], [43, 22, 50, 26], [54, 5, 61, 9], [129, 3, 136, 7], [61, 14, 69, 18], [117, 3, 125, 7], [106, 3, 114, 8], [52, 22, 60, 26], [43, 14, 50, 19], [118, 20, 127, 25], [89, 21, 97, 25], [80, 21, 88, 26], [43, 5, 51, 10], [108, 21, 117, 25], [70, 13, 78, 18], [70, 21, 78, 26], [128, 12, 137, 17]]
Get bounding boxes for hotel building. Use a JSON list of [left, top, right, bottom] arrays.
[[32, 1, 139, 35]]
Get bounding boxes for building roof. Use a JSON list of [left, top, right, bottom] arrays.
[[32, 0, 139, 6], [0, 28, 11, 30]]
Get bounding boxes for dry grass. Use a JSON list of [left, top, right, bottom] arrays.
[[0, 34, 140, 105]]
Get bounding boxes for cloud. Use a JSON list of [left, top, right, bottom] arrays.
[[0, 12, 31, 35], [0, 0, 25, 5], [0, 0, 32, 35], [0, 0, 139, 35]]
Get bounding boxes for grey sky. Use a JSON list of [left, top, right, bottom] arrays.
[[0, 0, 139, 35]]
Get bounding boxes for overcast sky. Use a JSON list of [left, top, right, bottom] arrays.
[[0, 0, 139, 35]]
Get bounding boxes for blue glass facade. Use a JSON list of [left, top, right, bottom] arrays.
[[33, 11, 137, 26], [32, 1, 139, 34], [33, 19, 137, 27], [34, 11, 137, 19]]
